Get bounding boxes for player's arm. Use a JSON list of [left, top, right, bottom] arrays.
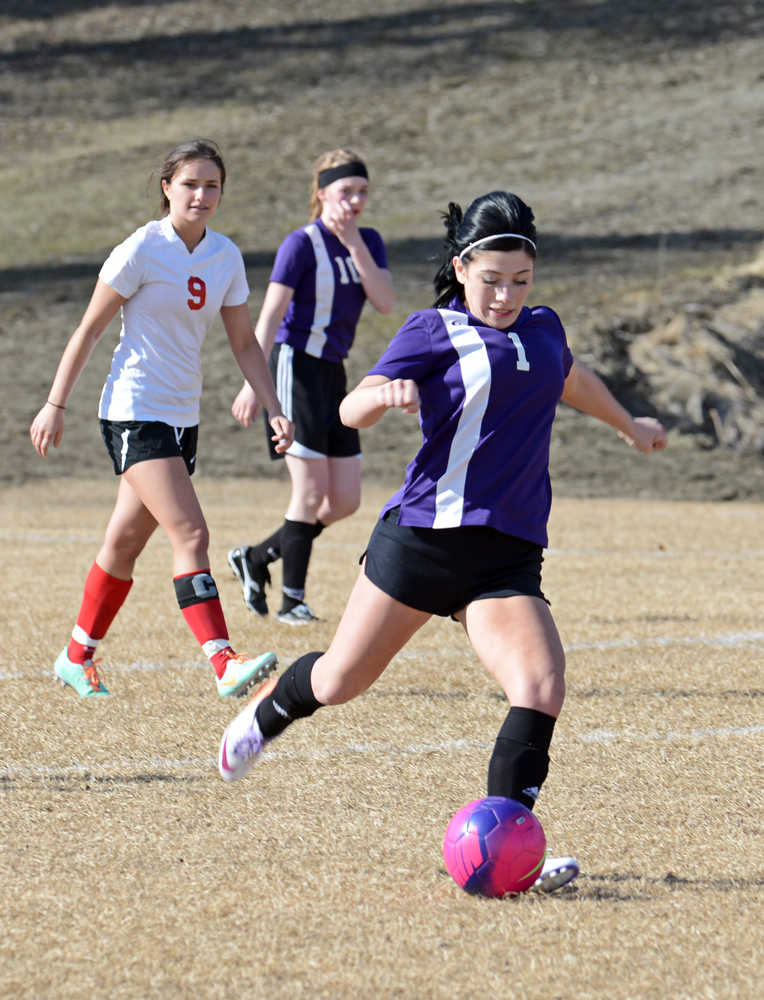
[[324, 204, 395, 314], [253, 281, 294, 358], [340, 374, 420, 429], [30, 278, 125, 457], [231, 282, 293, 427], [561, 358, 667, 454], [221, 302, 294, 452], [345, 244, 395, 315]]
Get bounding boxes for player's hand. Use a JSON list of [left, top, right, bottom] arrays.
[[618, 417, 668, 454], [30, 402, 65, 457], [269, 415, 294, 454], [377, 378, 420, 415], [232, 382, 260, 427], [323, 199, 360, 248]]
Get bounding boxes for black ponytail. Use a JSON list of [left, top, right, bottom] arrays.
[[432, 191, 536, 308], [433, 202, 465, 308]]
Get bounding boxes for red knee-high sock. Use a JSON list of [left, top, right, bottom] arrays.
[[173, 569, 235, 678], [67, 561, 133, 664]]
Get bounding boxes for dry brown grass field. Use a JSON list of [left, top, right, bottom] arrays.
[[2, 3, 763, 997], [1, 480, 762, 999]]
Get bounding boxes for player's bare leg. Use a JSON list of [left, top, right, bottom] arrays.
[[219, 572, 430, 780]]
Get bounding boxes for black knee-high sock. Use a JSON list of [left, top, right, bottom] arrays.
[[252, 524, 284, 565], [255, 651, 324, 739], [280, 519, 317, 608], [486, 706, 557, 810], [253, 520, 326, 566]]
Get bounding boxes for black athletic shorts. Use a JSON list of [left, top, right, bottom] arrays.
[[100, 420, 198, 476], [265, 343, 361, 460], [362, 506, 547, 618]]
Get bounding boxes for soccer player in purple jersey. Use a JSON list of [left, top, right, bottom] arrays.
[[30, 139, 293, 700], [228, 149, 395, 625], [217, 191, 667, 892]]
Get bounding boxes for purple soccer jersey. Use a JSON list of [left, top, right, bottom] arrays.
[[368, 299, 574, 547], [270, 218, 388, 362]]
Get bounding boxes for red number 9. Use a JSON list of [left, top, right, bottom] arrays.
[[187, 276, 206, 310]]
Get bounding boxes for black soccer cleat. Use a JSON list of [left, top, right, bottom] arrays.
[[228, 545, 271, 616]]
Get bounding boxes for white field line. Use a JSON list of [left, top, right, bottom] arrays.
[[547, 548, 764, 560], [2, 528, 764, 562], [396, 631, 764, 660], [2, 726, 763, 781], [0, 531, 104, 543], [564, 632, 764, 652], [1, 631, 762, 683]]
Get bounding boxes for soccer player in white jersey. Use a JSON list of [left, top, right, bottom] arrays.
[[30, 139, 293, 699], [227, 148, 395, 625], [217, 190, 667, 892]]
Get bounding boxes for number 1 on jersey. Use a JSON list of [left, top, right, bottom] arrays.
[[507, 331, 530, 371]]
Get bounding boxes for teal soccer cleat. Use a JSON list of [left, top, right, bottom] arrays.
[[215, 650, 278, 699], [54, 648, 110, 697]]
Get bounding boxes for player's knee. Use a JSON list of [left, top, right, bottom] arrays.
[[169, 519, 209, 559], [311, 661, 362, 705], [103, 528, 149, 564], [339, 494, 361, 519], [294, 488, 323, 520], [539, 670, 566, 715], [528, 678, 565, 718], [508, 661, 565, 716], [324, 492, 361, 522]]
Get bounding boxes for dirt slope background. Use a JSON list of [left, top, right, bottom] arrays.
[[1, 0, 763, 499]]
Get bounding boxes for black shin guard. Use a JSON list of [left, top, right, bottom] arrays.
[[253, 524, 284, 565], [255, 651, 324, 739], [253, 519, 324, 568], [487, 706, 557, 810], [280, 519, 316, 605]]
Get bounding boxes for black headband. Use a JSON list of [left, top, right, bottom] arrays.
[[317, 161, 368, 188]]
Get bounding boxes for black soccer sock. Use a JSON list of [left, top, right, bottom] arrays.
[[251, 524, 285, 565], [255, 651, 324, 739], [251, 520, 325, 568], [280, 519, 316, 609], [486, 706, 557, 811]]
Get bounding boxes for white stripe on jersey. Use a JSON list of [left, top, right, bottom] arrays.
[[433, 310, 492, 528], [276, 343, 295, 421], [303, 223, 335, 357]]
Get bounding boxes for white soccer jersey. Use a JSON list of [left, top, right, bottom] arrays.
[[98, 216, 249, 426]]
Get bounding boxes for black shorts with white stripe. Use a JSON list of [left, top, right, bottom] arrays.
[[265, 343, 361, 461], [100, 419, 198, 476]]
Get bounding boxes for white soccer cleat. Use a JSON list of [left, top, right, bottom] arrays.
[[218, 675, 278, 782], [531, 855, 580, 893], [275, 602, 320, 626]]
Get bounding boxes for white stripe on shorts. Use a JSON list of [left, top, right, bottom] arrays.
[[276, 344, 294, 422], [120, 428, 130, 472]]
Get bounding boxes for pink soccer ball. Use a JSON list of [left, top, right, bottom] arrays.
[[443, 796, 546, 897]]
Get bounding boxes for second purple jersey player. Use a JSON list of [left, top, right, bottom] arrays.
[[229, 148, 395, 625]]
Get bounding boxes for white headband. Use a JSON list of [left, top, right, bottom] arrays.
[[458, 232, 537, 259]]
